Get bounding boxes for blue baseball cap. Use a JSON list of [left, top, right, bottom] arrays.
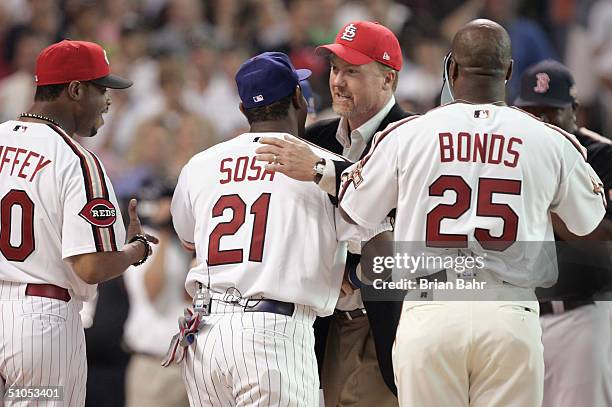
[[236, 52, 312, 109], [514, 60, 577, 109]]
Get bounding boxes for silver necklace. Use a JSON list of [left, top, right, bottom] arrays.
[[19, 113, 60, 127]]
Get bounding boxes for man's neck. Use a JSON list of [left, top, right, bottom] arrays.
[[24, 102, 76, 135], [249, 120, 296, 136], [453, 81, 507, 104]]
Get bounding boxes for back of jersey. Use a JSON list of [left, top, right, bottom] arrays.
[[172, 133, 344, 315], [340, 103, 605, 287], [0, 121, 125, 300]]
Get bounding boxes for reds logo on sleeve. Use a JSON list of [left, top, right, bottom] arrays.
[[79, 198, 117, 227]]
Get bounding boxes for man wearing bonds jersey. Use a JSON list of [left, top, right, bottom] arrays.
[[339, 20, 607, 407]]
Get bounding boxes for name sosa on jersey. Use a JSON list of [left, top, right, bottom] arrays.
[[219, 155, 275, 184], [438, 132, 522, 168]]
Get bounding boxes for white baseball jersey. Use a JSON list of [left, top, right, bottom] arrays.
[[172, 132, 368, 317], [1, 120, 125, 407], [0, 120, 126, 300], [339, 103, 606, 287]]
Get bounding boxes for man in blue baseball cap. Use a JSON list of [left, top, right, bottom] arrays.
[[515, 59, 612, 407], [236, 51, 311, 130], [169, 51, 373, 406]]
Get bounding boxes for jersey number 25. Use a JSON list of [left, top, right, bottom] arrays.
[[426, 175, 521, 251]]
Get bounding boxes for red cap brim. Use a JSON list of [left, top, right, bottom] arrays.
[[315, 44, 373, 65]]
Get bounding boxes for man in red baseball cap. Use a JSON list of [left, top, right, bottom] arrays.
[[0, 39, 156, 407], [23, 39, 132, 138], [316, 21, 403, 71], [255, 21, 412, 407]]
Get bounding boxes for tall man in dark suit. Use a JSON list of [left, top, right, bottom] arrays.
[[255, 21, 411, 406]]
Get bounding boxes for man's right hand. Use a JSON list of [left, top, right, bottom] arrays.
[[126, 198, 160, 250], [255, 135, 320, 181]]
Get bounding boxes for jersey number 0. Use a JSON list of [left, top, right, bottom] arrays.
[[208, 193, 271, 266], [0, 189, 35, 262]]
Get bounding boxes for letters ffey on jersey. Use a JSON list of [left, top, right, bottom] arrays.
[[0, 121, 125, 301], [0, 134, 52, 182]]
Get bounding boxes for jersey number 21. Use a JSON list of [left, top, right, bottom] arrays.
[[208, 193, 271, 266]]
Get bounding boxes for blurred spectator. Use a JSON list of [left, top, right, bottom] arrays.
[[439, 0, 556, 102], [183, 41, 248, 142], [63, 0, 101, 42], [123, 180, 191, 407], [396, 35, 447, 113], [125, 57, 217, 149], [150, 0, 213, 56], [588, 0, 612, 136], [167, 114, 218, 179], [335, 0, 411, 33], [22, 0, 62, 43], [118, 120, 172, 197], [85, 277, 131, 407], [0, 29, 46, 121], [96, 0, 133, 46], [118, 16, 159, 103]]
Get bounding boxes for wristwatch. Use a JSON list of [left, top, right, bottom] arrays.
[[313, 158, 326, 184]]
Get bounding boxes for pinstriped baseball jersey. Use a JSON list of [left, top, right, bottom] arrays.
[[171, 132, 382, 407], [0, 120, 125, 301], [172, 132, 368, 317], [339, 102, 606, 287]]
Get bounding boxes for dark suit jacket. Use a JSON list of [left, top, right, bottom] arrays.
[[304, 103, 411, 396]]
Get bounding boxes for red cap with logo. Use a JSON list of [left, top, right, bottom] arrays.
[[35, 40, 132, 89], [316, 21, 402, 71]]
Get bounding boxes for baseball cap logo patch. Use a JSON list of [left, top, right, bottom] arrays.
[[534, 72, 550, 94], [79, 198, 117, 228], [340, 23, 358, 41], [383, 52, 390, 61], [253, 95, 264, 103]]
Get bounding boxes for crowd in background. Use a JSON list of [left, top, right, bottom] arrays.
[[1, 0, 611, 405], [2, 1, 612, 201]]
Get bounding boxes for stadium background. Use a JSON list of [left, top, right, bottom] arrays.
[[1, 0, 611, 405]]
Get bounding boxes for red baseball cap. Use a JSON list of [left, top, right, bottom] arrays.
[[35, 40, 132, 89], [316, 21, 402, 71]]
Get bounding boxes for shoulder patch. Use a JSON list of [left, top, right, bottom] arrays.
[[79, 198, 117, 228]]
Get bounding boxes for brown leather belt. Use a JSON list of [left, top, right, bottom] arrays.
[[25, 283, 71, 302], [335, 308, 367, 320]]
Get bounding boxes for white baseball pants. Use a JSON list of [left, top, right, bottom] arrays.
[[181, 301, 319, 407]]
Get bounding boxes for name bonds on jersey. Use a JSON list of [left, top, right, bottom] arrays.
[[438, 132, 522, 168]]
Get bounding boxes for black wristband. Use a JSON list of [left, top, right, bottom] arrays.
[[128, 234, 150, 266]]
